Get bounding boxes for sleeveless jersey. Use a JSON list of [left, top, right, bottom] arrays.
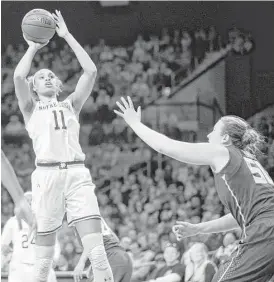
[[101, 217, 121, 251], [1, 217, 36, 264], [213, 146, 274, 240], [26, 99, 85, 162], [1, 217, 60, 265]]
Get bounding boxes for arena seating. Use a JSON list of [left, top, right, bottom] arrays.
[[2, 26, 271, 281]]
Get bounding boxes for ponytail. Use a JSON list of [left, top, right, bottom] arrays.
[[221, 115, 266, 157], [241, 128, 265, 156]]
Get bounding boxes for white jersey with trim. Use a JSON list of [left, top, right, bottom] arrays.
[[1, 217, 36, 264], [1, 217, 60, 265], [26, 99, 85, 162]]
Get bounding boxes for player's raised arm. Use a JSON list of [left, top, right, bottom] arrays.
[[52, 10, 97, 114], [13, 37, 47, 116], [114, 97, 229, 170]]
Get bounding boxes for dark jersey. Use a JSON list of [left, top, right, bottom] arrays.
[[213, 146, 274, 240], [101, 218, 121, 252]]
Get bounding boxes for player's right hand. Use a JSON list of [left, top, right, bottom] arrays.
[[73, 263, 85, 282], [23, 34, 49, 50], [114, 96, 142, 126], [172, 221, 200, 240]]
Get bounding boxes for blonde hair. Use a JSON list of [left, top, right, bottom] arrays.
[[27, 70, 63, 100], [220, 115, 265, 157]]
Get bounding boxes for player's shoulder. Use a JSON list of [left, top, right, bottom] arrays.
[[4, 216, 17, 228], [213, 145, 243, 175], [61, 97, 77, 114]]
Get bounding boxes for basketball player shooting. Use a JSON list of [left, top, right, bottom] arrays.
[[13, 10, 114, 282], [115, 96, 274, 282]]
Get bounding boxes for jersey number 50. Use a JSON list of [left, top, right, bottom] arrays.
[[244, 157, 274, 185]]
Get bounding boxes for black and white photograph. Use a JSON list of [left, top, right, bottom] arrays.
[[1, 1, 274, 282]]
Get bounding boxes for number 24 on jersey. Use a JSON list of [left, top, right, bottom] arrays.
[[22, 234, 35, 248]]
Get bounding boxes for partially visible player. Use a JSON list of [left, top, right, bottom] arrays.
[[73, 217, 133, 282], [1, 192, 60, 282], [1, 150, 36, 232], [13, 10, 114, 282], [115, 96, 274, 282]]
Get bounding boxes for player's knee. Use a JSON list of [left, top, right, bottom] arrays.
[[34, 245, 55, 281], [82, 233, 109, 270]]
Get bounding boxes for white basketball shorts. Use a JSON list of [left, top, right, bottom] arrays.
[[31, 165, 101, 234], [8, 263, 57, 282]]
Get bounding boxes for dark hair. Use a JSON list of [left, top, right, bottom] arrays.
[[221, 115, 265, 157], [27, 70, 63, 101]]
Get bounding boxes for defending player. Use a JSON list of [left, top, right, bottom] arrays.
[[1, 150, 36, 231], [1, 192, 60, 282], [73, 217, 133, 282], [114, 96, 274, 282], [13, 10, 114, 282]]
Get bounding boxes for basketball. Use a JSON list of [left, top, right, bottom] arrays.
[[21, 9, 56, 44]]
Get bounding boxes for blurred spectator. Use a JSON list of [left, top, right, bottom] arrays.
[[1, 26, 258, 275], [147, 242, 185, 282], [215, 233, 238, 264], [186, 243, 217, 282], [194, 29, 207, 66], [3, 115, 25, 137], [130, 241, 155, 282]]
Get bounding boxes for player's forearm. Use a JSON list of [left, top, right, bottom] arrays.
[[128, 121, 172, 154], [63, 33, 97, 75], [78, 251, 88, 267], [198, 213, 239, 234], [14, 46, 37, 79], [1, 151, 24, 204]]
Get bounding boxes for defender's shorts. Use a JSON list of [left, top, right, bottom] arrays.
[[87, 247, 133, 282], [31, 165, 101, 235], [8, 263, 56, 282], [212, 217, 274, 282], [107, 248, 133, 282]]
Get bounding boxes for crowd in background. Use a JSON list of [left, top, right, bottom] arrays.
[[1, 25, 267, 282], [1, 25, 227, 191]]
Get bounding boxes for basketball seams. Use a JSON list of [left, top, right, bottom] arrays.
[[22, 29, 49, 41], [22, 10, 56, 43], [22, 14, 55, 29], [22, 23, 55, 30]]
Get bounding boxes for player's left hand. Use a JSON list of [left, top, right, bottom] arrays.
[[52, 10, 69, 38], [114, 96, 141, 126]]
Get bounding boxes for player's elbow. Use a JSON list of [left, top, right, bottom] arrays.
[[84, 63, 97, 77], [157, 136, 175, 155], [13, 71, 26, 82]]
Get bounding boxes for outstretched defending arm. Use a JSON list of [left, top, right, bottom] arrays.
[[52, 10, 97, 114], [114, 97, 229, 169], [173, 213, 240, 240]]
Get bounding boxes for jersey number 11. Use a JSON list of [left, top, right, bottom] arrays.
[[52, 110, 67, 130]]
